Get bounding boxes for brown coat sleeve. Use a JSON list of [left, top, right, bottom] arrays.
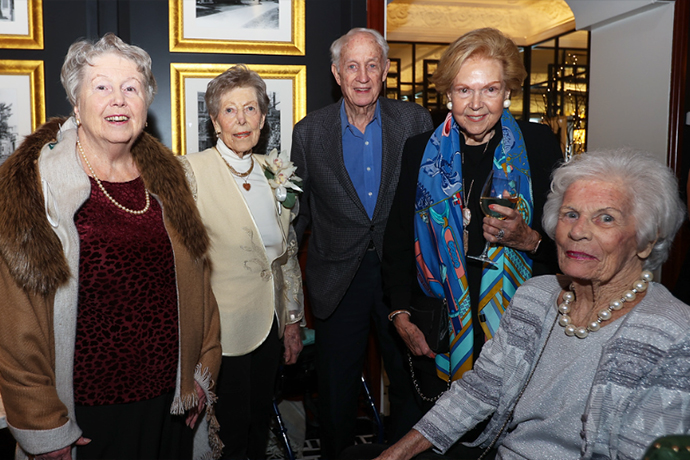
[[0, 260, 81, 452]]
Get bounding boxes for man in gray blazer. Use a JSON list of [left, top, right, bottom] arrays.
[[291, 28, 433, 459]]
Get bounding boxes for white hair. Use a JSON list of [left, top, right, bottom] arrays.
[[542, 148, 686, 270], [330, 28, 389, 70], [60, 33, 157, 109]]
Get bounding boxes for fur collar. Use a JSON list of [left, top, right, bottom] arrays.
[[0, 117, 210, 296]]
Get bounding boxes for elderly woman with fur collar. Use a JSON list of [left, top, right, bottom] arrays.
[[0, 34, 221, 460]]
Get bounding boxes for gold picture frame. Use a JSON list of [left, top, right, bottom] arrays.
[[0, 0, 44, 49], [169, 0, 305, 55], [0, 60, 45, 164], [170, 63, 306, 156]]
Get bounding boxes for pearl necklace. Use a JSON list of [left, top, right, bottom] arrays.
[[558, 270, 654, 339], [77, 139, 151, 215]]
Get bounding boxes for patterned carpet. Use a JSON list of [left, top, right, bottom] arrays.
[[268, 432, 377, 460], [267, 409, 380, 460], [267, 343, 383, 459]]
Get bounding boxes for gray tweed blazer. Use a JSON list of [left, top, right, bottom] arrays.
[[291, 97, 433, 319]]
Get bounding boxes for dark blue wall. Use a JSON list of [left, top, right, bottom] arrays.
[[0, 0, 368, 149]]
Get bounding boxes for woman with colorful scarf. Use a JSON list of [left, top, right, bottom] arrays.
[[382, 28, 562, 451]]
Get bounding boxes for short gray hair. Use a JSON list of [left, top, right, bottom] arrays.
[[330, 28, 389, 70], [60, 33, 157, 109], [542, 148, 686, 270], [205, 64, 269, 120]]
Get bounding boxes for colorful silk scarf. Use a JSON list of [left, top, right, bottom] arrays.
[[414, 109, 534, 381]]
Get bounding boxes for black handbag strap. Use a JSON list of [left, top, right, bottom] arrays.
[[407, 351, 451, 402]]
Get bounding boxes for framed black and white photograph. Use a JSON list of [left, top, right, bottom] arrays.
[[170, 63, 306, 157], [0, 0, 43, 49], [0, 60, 45, 166], [169, 0, 304, 55]]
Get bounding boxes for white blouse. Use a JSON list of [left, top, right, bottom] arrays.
[[216, 140, 282, 262]]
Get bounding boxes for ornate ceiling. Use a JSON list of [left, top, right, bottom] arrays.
[[387, 0, 577, 46]]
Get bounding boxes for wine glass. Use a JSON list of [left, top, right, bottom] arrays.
[[467, 168, 520, 267]]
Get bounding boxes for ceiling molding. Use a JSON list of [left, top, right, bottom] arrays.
[[387, 0, 576, 46], [565, 0, 672, 30]]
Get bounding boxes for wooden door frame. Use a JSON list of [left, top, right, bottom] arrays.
[[662, 0, 689, 290], [367, 0, 385, 35]]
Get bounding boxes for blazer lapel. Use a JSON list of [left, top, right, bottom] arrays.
[[320, 101, 368, 217], [374, 98, 401, 219]]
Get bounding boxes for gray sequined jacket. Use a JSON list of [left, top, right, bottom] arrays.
[[415, 275, 690, 460]]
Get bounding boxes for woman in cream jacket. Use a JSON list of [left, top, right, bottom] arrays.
[[180, 64, 304, 460]]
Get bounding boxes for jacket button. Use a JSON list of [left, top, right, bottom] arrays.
[[370, 225, 375, 231]]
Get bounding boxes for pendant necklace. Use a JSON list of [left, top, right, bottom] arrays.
[[462, 179, 474, 254], [461, 140, 490, 254], [217, 148, 254, 191]]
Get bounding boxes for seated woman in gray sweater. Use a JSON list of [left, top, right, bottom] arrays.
[[377, 148, 690, 460]]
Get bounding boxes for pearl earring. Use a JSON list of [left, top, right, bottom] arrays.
[[446, 101, 453, 110], [503, 99, 511, 109]]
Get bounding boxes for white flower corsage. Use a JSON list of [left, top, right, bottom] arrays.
[[263, 148, 303, 210]]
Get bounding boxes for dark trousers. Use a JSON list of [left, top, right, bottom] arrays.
[[315, 250, 422, 460], [215, 320, 281, 460], [75, 391, 193, 459], [0, 428, 14, 460]]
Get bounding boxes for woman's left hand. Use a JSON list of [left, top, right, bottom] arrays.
[[185, 380, 207, 429], [482, 204, 541, 253], [283, 323, 303, 365]]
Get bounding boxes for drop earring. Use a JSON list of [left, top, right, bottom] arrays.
[[446, 101, 453, 110], [503, 99, 511, 109]]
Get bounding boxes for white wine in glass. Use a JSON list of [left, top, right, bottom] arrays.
[[480, 195, 519, 219], [467, 169, 520, 267]]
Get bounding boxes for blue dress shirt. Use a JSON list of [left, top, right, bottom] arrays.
[[340, 101, 382, 219]]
